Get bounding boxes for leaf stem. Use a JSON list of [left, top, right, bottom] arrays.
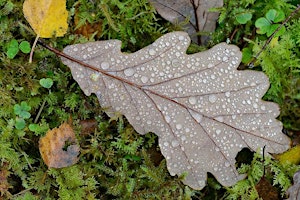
[[29, 35, 39, 63]]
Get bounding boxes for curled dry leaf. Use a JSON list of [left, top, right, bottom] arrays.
[[149, 0, 223, 44], [61, 31, 290, 189], [39, 123, 80, 168]]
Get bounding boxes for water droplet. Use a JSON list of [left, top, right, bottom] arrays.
[[261, 105, 266, 110], [178, 35, 185, 41], [215, 147, 220, 152], [172, 59, 180, 67], [90, 73, 100, 82], [198, 180, 206, 188], [141, 76, 149, 83], [149, 49, 156, 56], [73, 47, 78, 52], [171, 140, 179, 147], [176, 124, 182, 130], [101, 61, 109, 69], [223, 56, 229, 62], [189, 97, 197, 105], [209, 95, 217, 103], [215, 116, 224, 122], [225, 92, 230, 97], [124, 68, 135, 77], [163, 142, 169, 147], [253, 103, 258, 109], [208, 63, 214, 68], [164, 115, 171, 123], [225, 161, 230, 167], [181, 135, 186, 141], [189, 110, 203, 123], [216, 129, 221, 135]]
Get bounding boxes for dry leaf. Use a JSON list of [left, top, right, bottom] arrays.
[[61, 31, 290, 189], [23, 0, 68, 38], [149, 0, 223, 44], [286, 170, 300, 200], [39, 123, 80, 168], [255, 176, 280, 200]]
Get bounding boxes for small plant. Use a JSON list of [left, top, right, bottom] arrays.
[[6, 39, 31, 59], [255, 9, 286, 37], [13, 101, 31, 130]]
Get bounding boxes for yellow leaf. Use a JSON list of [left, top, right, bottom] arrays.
[[23, 0, 68, 38], [274, 145, 300, 165]]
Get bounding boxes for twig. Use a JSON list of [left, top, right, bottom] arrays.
[[248, 4, 300, 66]]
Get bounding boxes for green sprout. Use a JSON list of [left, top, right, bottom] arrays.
[[13, 101, 31, 130]]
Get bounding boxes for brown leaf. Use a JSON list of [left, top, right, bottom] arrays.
[[255, 176, 279, 200], [149, 0, 223, 44], [61, 31, 290, 189], [79, 119, 98, 135], [39, 123, 80, 168]]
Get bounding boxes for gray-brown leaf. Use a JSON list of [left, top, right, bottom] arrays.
[[286, 170, 300, 200], [149, 0, 223, 44], [61, 31, 290, 190]]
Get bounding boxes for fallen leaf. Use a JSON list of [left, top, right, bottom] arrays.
[[255, 176, 279, 200], [273, 144, 300, 165], [286, 170, 300, 200], [60, 31, 290, 189], [39, 122, 80, 168], [23, 0, 68, 38], [149, 0, 223, 44], [79, 119, 98, 135]]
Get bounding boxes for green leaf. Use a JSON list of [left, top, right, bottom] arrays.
[[15, 117, 26, 130], [14, 102, 31, 119], [266, 9, 277, 22], [255, 17, 270, 28], [274, 10, 285, 23], [236, 13, 252, 24], [29, 123, 39, 131], [255, 18, 270, 34], [39, 78, 53, 89], [7, 39, 19, 59], [267, 24, 278, 37], [242, 47, 252, 64], [19, 41, 31, 53]]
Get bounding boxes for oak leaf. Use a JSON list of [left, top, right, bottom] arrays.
[[61, 31, 290, 189], [23, 0, 68, 38], [39, 123, 80, 168]]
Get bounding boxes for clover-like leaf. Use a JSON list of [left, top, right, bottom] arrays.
[[61, 31, 290, 189], [14, 101, 31, 119], [39, 78, 53, 89], [236, 13, 252, 24], [255, 9, 286, 37]]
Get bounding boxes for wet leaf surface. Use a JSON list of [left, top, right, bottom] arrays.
[[61, 31, 290, 189]]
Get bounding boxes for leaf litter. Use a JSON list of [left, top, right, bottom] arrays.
[[60, 31, 290, 189]]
